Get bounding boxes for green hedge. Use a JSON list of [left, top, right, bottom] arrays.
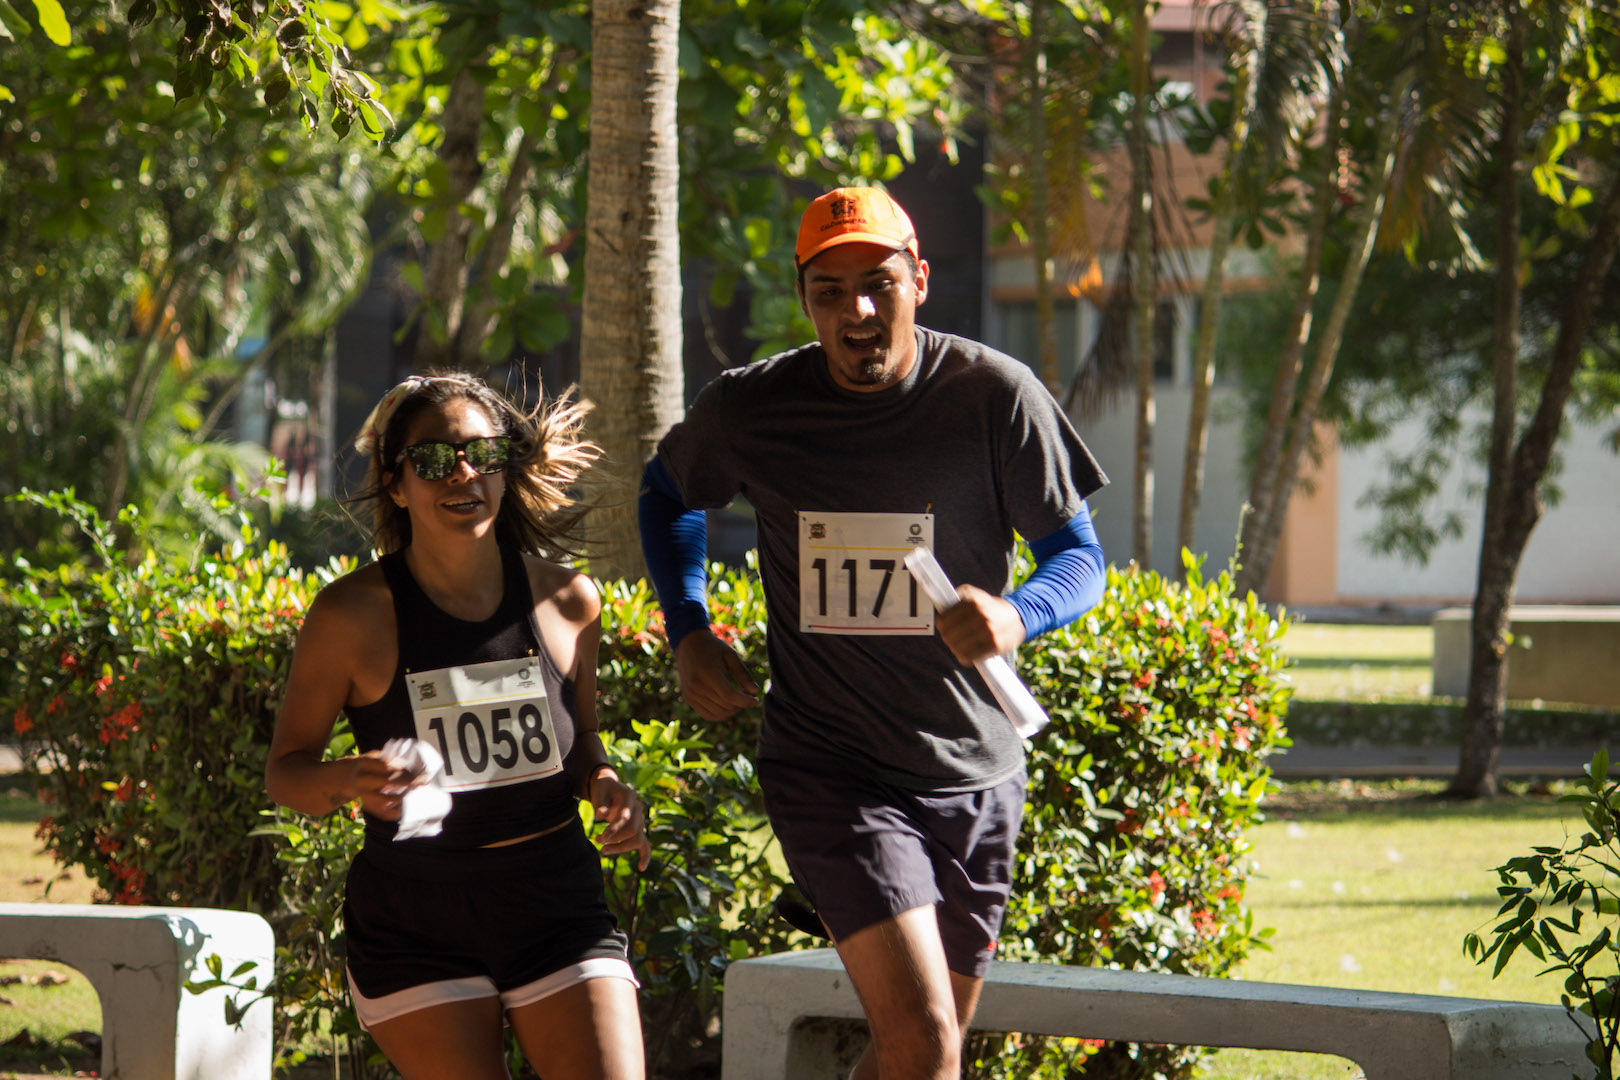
[[0, 494, 1292, 1080], [1283, 699, 1620, 748]]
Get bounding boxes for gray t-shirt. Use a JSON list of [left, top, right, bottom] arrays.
[[657, 327, 1107, 791]]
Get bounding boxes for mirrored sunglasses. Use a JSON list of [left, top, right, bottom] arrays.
[[397, 436, 512, 481]]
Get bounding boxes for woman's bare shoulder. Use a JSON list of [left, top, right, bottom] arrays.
[[304, 561, 393, 632], [522, 554, 600, 626]]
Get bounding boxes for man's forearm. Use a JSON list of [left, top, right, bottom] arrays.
[[638, 456, 711, 650]]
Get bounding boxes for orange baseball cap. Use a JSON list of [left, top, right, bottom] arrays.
[[795, 187, 919, 268]]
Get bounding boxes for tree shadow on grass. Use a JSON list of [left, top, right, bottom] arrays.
[[1263, 779, 1574, 825]]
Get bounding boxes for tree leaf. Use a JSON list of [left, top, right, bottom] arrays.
[[0, 0, 31, 39], [263, 73, 292, 108], [28, 0, 67, 44]]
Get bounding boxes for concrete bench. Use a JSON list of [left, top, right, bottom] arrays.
[[1432, 605, 1620, 708], [721, 949, 1590, 1080], [0, 902, 275, 1080]]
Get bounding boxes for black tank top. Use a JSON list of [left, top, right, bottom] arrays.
[[346, 543, 580, 849]]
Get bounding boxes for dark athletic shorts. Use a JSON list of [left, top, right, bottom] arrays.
[[759, 757, 1026, 979], [342, 816, 634, 1028]]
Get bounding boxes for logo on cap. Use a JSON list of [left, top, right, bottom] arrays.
[[827, 194, 859, 224]]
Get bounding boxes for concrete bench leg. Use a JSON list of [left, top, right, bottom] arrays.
[[0, 902, 275, 1080]]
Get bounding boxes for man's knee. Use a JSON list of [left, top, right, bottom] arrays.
[[868, 994, 960, 1075]]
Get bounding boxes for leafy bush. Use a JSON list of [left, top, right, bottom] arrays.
[[0, 490, 364, 1070], [964, 553, 1292, 1079], [0, 490, 333, 912], [594, 571, 797, 1075], [1466, 748, 1614, 1077], [2, 495, 1291, 1080]]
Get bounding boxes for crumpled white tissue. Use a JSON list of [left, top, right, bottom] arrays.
[[379, 737, 453, 840]]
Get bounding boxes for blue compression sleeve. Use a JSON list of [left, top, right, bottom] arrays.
[[637, 457, 710, 650], [1005, 505, 1106, 640]]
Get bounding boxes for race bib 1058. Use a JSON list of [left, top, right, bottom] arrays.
[[406, 656, 562, 793], [798, 511, 934, 635]]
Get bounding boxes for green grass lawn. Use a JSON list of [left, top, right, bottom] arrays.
[[1281, 623, 1436, 702], [1197, 779, 1593, 1080]]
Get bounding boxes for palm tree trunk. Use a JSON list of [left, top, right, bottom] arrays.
[[1243, 72, 1408, 594], [1028, 0, 1060, 392], [578, 0, 683, 582], [1232, 85, 1343, 596], [1177, 179, 1235, 573], [1128, 0, 1156, 569], [1450, 5, 1524, 798]]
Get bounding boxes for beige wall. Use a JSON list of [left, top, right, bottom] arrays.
[[1264, 427, 1339, 606]]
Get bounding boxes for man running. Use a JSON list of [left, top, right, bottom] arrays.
[[639, 186, 1108, 1078]]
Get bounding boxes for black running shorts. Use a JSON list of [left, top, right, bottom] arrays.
[[758, 757, 1026, 978], [342, 817, 634, 1027]]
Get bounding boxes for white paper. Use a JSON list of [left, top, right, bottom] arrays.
[[902, 547, 1050, 740], [379, 737, 453, 840]]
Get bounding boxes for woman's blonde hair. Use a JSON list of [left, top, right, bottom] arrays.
[[351, 370, 599, 560]]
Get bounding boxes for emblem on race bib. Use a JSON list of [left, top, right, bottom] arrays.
[[798, 511, 935, 636], [406, 656, 562, 793]]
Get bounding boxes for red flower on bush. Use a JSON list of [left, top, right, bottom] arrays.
[[112, 778, 135, 803], [109, 860, 147, 905], [47, 695, 65, 716], [98, 703, 143, 745], [1147, 871, 1166, 902], [1232, 725, 1253, 752], [12, 706, 33, 735], [60, 650, 79, 672], [94, 832, 121, 856], [93, 674, 114, 696], [1191, 908, 1216, 937], [711, 621, 740, 645]]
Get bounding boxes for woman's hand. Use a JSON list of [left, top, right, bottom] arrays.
[[589, 773, 652, 871], [339, 751, 418, 821]]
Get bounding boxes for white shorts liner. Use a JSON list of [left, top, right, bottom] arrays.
[[348, 957, 639, 1030]]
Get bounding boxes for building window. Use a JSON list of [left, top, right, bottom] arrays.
[[990, 299, 1080, 386]]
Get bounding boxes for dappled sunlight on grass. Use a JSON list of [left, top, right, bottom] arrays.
[[1280, 624, 1435, 702], [1193, 779, 1592, 1080]]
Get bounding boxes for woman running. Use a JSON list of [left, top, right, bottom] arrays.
[[267, 372, 648, 1079]]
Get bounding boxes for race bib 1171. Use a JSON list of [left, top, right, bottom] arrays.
[[406, 656, 563, 792], [798, 511, 934, 635]]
